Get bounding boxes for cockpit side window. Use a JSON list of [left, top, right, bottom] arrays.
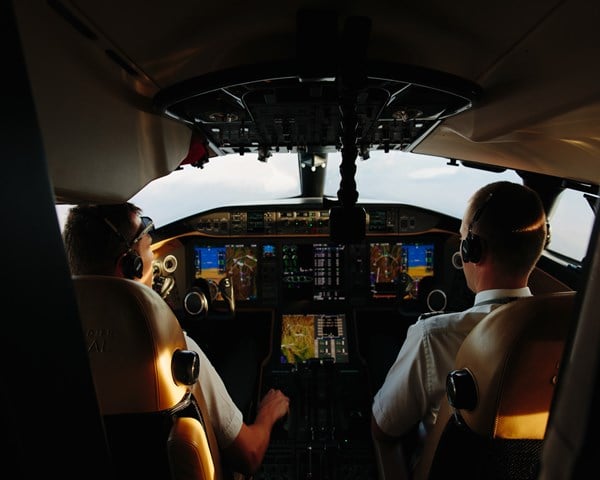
[[548, 188, 596, 262]]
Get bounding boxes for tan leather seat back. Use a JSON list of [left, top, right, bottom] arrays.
[[415, 291, 576, 480], [73, 275, 222, 480], [457, 291, 575, 439]]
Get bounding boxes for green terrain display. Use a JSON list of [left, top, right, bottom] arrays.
[[281, 314, 315, 364]]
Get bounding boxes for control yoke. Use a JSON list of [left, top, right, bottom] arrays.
[[182, 276, 235, 319]]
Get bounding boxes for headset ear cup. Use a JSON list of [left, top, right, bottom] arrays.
[[460, 238, 469, 263], [461, 233, 482, 264], [121, 250, 143, 279]]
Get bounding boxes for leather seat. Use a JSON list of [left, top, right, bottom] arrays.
[[413, 291, 576, 480], [73, 275, 224, 480]]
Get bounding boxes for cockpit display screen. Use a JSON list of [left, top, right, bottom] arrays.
[[369, 241, 434, 299], [282, 243, 345, 301], [192, 244, 258, 301], [280, 313, 349, 365]]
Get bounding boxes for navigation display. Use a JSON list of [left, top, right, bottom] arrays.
[[369, 241, 434, 299], [280, 313, 349, 365], [192, 244, 258, 301]]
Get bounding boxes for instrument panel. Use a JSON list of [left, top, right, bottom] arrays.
[[152, 202, 468, 319], [181, 239, 439, 306]]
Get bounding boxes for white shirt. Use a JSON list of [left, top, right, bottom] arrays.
[[372, 287, 532, 437], [185, 334, 244, 448]]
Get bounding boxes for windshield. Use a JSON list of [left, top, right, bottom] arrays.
[[57, 150, 593, 262], [129, 151, 520, 225]]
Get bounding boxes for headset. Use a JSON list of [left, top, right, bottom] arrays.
[[103, 217, 145, 279], [460, 192, 551, 264], [460, 193, 492, 264]]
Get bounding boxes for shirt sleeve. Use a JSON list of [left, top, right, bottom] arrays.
[[184, 334, 244, 448], [372, 320, 431, 437]]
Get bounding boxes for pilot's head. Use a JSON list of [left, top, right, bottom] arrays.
[[63, 202, 155, 287], [459, 181, 547, 292]]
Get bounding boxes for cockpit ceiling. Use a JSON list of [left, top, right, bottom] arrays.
[[13, 0, 600, 202], [58, 1, 567, 86]]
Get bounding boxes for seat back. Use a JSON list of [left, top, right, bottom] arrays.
[[73, 275, 223, 480], [414, 291, 576, 480]]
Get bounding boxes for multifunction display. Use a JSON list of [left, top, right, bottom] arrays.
[[279, 313, 349, 365]]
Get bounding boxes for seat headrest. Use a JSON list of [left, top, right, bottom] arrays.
[[73, 275, 193, 415], [449, 291, 576, 440]]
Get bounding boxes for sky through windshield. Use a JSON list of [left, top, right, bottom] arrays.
[[129, 151, 519, 228], [56, 150, 591, 261]]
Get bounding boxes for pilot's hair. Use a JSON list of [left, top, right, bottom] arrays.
[[465, 181, 547, 277], [63, 202, 141, 276]]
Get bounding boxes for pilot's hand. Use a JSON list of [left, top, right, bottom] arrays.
[[256, 388, 290, 426]]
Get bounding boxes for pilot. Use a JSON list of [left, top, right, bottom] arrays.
[[371, 181, 548, 474], [63, 202, 289, 475]]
